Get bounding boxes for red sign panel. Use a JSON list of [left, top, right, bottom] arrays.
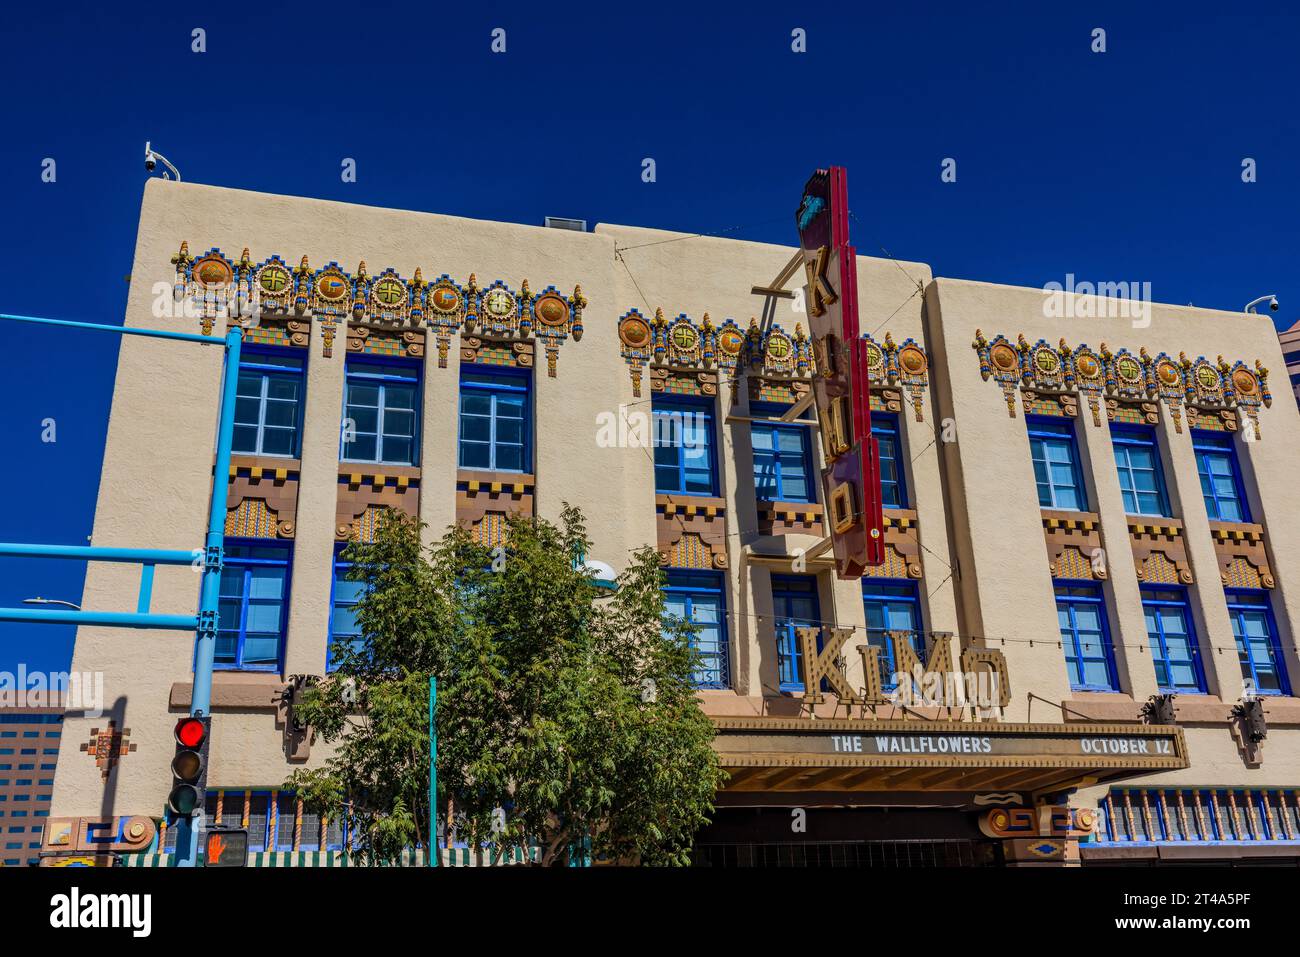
[[795, 167, 885, 577]]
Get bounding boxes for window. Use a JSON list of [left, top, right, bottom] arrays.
[[874, 415, 907, 509], [662, 571, 729, 689], [1028, 417, 1087, 510], [275, 792, 297, 851], [862, 580, 924, 686], [1226, 590, 1290, 696], [653, 396, 716, 495], [342, 359, 420, 466], [233, 350, 304, 457], [216, 542, 291, 670], [1111, 425, 1170, 516], [751, 404, 815, 503], [328, 548, 366, 672], [1142, 588, 1206, 693], [1055, 584, 1119, 691], [458, 369, 530, 472], [1193, 431, 1249, 522], [772, 575, 821, 691]]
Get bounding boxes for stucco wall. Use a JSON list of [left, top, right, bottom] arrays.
[[50, 181, 1300, 828]]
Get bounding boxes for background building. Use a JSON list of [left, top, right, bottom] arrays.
[[46, 180, 1300, 866], [0, 691, 62, 866], [1277, 317, 1300, 409]]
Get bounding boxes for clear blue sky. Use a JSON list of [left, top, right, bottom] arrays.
[[1, 3, 1296, 676]]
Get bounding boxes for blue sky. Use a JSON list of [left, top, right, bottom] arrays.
[[1, 3, 1296, 675]]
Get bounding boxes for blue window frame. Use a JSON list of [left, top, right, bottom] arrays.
[[1226, 590, 1290, 696], [1193, 431, 1250, 522], [751, 402, 815, 503], [653, 396, 717, 495], [1028, 417, 1087, 510], [873, 415, 907, 509], [862, 580, 924, 686], [662, 571, 729, 688], [1055, 583, 1119, 691], [328, 547, 367, 672], [215, 541, 291, 671], [1111, 425, 1170, 516], [233, 349, 304, 457], [458, 369, 531, 472], [1141, 587, 1206, 693], [772, 575, 821, 691], [342, 358, 420, 466]]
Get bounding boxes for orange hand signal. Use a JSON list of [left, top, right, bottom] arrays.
[[207, 833, 227, 864]]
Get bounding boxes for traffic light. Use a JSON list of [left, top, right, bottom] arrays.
[[203, 827, 249, 867], [168, 715, 210, 817]]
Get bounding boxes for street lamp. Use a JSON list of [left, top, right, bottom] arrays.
[[22, 597, 81, 610]]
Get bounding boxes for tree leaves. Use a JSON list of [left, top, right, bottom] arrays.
[[287, 507, 723, 866]]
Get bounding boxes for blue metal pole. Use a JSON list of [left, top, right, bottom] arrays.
[[0, 543, 197, 564], [0, 312, 224, 346], [429, 676, 438, 868], [176, 326, 241, 869], [192, 326, 241, 718], [0, 608, 196, 629]]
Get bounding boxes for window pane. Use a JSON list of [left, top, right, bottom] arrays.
[[266, 376, 299, 401], [263, 400, 297, 429]]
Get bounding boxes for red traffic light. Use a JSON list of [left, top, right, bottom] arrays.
[[175, 717, 206, 749]]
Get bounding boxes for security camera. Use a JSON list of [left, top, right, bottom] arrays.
[[1270, 296, 1279, 312], [142, 141, 181, 180]]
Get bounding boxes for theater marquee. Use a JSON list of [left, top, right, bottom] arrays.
[[712, 716, 1188, 794]]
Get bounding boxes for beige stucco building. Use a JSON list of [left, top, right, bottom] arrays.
[[45, 179, 1300, 866]]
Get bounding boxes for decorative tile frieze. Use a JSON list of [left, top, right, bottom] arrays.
[[456, 471, 535, 547], [336, 468, 420, 542], [226, 458, 299, 539], [1210, 521, 1275, 589], [1042, 510, 1107, 580], [973, 330, 1273, 439], [863, 510, 923, 579], [756, 501, 824, 537], [863, 332, 929, 422], [346, 324, 424, 359], [656, 494, 728, 569], [617, 309, 812, 400], [171, 244, 586, 371], [1129, 518, 1194, 585]]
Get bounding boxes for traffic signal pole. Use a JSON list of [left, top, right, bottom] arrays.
[[0, 312, 239, 868]]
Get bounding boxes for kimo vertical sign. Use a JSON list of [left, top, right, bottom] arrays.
[[795, 167, 884, 577]]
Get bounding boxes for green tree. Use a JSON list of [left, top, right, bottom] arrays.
[[286, 505, 724, 866]]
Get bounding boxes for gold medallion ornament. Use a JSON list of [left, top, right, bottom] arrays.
[[316, 273, 349, 302], [193, 255, 233, 289], [1150, 351, 1187, 433], [484, 287, 516, 320], [374, 277, 405, 306], [430, 285, 460, 314], [258, 263, 290, 294], [619, 311, 650, 348], [619, 308, 654, 396], [424, 274, 466, 367], [533, 292, 570, 327], [1071, 344, 1105, 426]]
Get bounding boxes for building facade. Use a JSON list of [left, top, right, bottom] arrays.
[[46, 180, 1300, 866], [0, 692, 62, 866], [1278, 317, 1300, 409]]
